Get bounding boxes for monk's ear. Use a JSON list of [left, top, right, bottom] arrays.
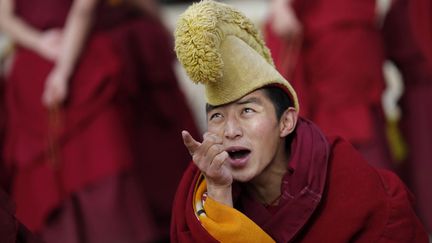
[[279, 107, 298, 138]]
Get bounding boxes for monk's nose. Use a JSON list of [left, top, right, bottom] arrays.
[[224, 117, 242, 140]]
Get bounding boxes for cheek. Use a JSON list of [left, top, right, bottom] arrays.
[[207, 124, 224, 136], [247, 118, 280, 157], [247, 117, 278, 138]]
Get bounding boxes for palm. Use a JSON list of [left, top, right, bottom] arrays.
[[204, 162, 233, 188]]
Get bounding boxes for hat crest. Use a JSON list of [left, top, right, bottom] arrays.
[[175, 0, 299, 110], [174, 0, 273, 84]]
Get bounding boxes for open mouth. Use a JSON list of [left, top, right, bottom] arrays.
[[227, 149, 251, 160]]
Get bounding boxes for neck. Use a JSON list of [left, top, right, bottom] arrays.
[[248, 143, 289, 205]]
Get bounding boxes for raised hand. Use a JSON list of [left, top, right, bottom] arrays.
[[182, 130, 233, 206]]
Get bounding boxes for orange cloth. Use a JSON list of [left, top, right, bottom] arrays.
[[194, 178, 275, 243]]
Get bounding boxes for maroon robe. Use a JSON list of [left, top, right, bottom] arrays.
[[0, 189, 44, 243], [405, 0, 432, 232], [107, 17, 199, 239], [409, 0, 432, 65], [171, 118, 428, 242], [0, 72, 8, 191], [382, 0, 432, 233], [265, 0, 392, 169], [4, 0, 198, 240]]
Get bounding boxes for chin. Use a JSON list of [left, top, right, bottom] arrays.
[[232, 170, 256, 183]]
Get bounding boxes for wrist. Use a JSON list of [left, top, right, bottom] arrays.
[[52, 63, 72, 80], [34, 33, 46, 54], [206, 183, 233, 207]]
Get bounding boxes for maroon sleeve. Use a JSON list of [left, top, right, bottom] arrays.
[[375, 169, 429, 242], [170, 163, 218, 243]]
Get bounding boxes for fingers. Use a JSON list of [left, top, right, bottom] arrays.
[[198, 133, 222, 157], [182, 131, 222, 156], [42, 87, 56, 108], [42, 85, 62, 108], [195, 142, 223, 171], [42, 69, 69, 108], [182, 131, 227, 170], [207, 151, 228, 173], [182, 130, 201, 156], [202, 149, 230, 188], [185, 131, 232, 188], [194, 134, 227, 174]]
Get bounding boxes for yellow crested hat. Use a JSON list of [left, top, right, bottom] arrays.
[[174, 0, 299, 110]]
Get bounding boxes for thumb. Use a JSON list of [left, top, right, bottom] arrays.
[[182, 130, 201, 156]]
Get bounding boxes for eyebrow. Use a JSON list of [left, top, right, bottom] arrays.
[[206, 97, 262, 114], [235, 97, 262, 106]]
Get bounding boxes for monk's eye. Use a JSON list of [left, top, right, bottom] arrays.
[[242, 107, 255, 114], [209, 112, 223, 121]]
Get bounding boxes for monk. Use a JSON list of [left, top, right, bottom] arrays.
[[0, 0, 197, 241], [170, 1, 428, 242], [266, 0, 392, 169], [382, 0, 432, 234]]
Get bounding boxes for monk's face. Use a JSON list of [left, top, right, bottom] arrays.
[[206, 89, 295, 182]]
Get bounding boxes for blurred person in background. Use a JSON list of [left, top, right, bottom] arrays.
[[404, 0, 432, 234], [266, 0, 432, 235], [0, 33, 11, 192], [1, 35, 44, 243], [0, 0, 198, 242], [381, 0, 432, 234], [266, 0, 393, 170], [118, 1, 200, 241]]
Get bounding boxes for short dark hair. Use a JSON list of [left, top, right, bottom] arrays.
[[262, 86, 295, 152], [262, 86, 294, 120]]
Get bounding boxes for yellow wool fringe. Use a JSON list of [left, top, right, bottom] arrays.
[[174, 0, 273, 85]]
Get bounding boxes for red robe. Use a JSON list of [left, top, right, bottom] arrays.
[[265, 0, 392, 169], [107, 17, 200, 238], [405, 0, 432, 232], [171, 118, 428, 242], [382, 0, 432, 233], [4, 0, 198, 238], [0, 72, 8, 191], [409, 0, 432, 65], [6, 28, 132, 232], [0, 189, 44, 243]]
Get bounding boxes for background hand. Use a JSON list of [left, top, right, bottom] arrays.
[[41, 66, 69, 108], [37, 29, 63, 61], [269, 3, 302, 41]]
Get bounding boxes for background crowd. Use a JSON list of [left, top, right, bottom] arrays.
[[0, 0, 430, 242]]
